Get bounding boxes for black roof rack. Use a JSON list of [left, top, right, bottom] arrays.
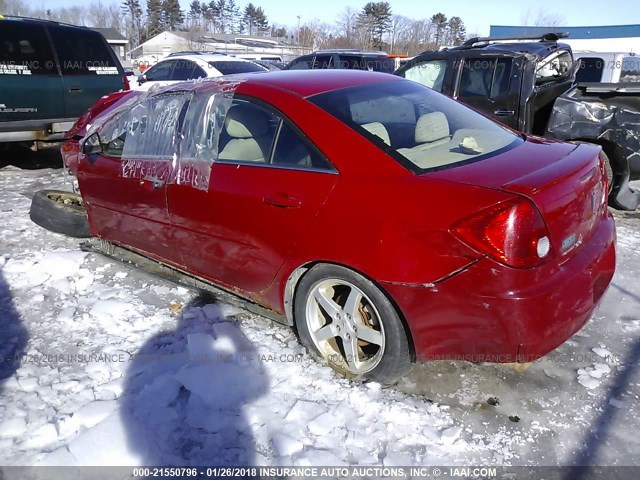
[[166, 51, 227, 57], [463, 32, 569, 47]]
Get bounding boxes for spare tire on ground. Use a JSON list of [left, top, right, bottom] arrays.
[[29, 189, 90, 238]]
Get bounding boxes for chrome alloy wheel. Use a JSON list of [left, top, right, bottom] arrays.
[[305, 279, 386, 374]]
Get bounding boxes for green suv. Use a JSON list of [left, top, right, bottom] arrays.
[[0, 16, 127, 144]]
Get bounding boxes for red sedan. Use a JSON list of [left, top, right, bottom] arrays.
[[64, 70, 615, 384]]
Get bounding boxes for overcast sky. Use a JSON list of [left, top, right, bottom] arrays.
[[38, 0, 640, 36]]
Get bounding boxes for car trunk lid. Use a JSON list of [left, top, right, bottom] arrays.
[[430, 138, 607, 261]]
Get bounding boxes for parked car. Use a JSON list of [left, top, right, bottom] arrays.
[[284, 50, 396, 74], [0, 16, 128, 144], [395, 33, 640, 211], [39, 70, 615, 384], [132, 53, 267, 91]]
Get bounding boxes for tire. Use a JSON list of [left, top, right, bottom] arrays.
[[29, 189, 90, 238], [294, 264, 412, 385]]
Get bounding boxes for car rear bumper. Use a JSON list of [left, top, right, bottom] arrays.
[[382, 213, 616, 363], [0, 119, 77, 143]]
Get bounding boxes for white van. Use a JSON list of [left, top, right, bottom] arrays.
[[574, 51, 640, 83]]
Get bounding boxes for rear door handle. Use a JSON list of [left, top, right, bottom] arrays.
[[494, 109, 515, 116], [140, 176, 164, 190], [69, 85, 83, 92], [263, 193, 302, 208]]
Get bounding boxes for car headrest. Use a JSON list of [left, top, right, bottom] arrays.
[[415, 112, 449, 144], [361, 122, 391, 146], [224, 104, 269, 139]]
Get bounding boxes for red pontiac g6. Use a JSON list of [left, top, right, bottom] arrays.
[[65, 70, 616, 384]]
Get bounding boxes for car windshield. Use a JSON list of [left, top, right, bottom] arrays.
[[208, 60, 266, 75], [309, 80, 521, 173]]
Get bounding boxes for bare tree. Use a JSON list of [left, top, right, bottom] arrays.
[[521, 8, 565, 27]]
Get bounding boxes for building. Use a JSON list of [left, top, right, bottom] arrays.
[[91, 27, 129, 65], [130, 30, 308, 64], [489, 24, 640, 53]]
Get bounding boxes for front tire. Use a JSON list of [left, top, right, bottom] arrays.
[[294, 264, 412, 384]]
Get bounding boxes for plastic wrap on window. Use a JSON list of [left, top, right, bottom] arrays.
[[170, 92, 234, 191], [120, 92, 192, 183]]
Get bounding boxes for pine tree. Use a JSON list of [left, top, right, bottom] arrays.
[[146, 0, 164, 37], [243, 3, 257, 35], [357, 2, 392, 48], [188, 0, 201, 29], [447, 16, 466, 46], [431, 12, 448, 48], [163, 0, 184, 31], [122, 0, 143, 46]]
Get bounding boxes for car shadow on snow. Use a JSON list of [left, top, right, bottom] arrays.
[[0, 269, 28, 393], [122, 293, 269, 467], [565, 283, 640, 476]]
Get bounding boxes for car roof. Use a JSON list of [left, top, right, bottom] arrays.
[[158, 70, 404, 98], [0, 15, 99, 32]]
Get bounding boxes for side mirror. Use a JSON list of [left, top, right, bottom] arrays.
[[82, 132, 102, 155], [137, 74, 147, 85]]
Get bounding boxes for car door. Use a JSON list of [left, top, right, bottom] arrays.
[[0, 21, 64, 123], [167, 95, 338, 298], [47, 25, 124, 118], [77, 91, 190, 268], [454, 54, 521, 130], [136, 59, 176, 91]]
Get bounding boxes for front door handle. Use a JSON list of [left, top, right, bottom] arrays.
[[69, 85, 83, 92], [140, 176, 164, 190], [263, 193, 302, 208], [494, 109, 515, 116]]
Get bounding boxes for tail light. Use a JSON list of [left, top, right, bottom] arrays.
[[122, 74, 130, 91], [452, 198, 554, 268]]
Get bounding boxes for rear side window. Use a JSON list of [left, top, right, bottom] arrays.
[[145, 60, 175, 81], [288, 57, 312, 70], [576, 57, 604, 83], [621, 56, 640, 83], [313, 55, 334, 69], [403, 59, 447, 92], [459, 57, 512, 98], [339, 54, 395, 73], [0, 22, 56, 76], [171, 60, 197, 81], [49, 26, 119, 76], [208, 61, 264, 75]]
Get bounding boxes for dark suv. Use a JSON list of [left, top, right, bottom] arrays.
[[395, 33, 640, 211], [0, 16, 127, 144], [284, 50, 395, 74]]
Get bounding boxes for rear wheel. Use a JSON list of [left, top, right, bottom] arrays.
[[294, 264, 412, 384]]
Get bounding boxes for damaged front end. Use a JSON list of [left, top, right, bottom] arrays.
[[546, 83, 640, 211]]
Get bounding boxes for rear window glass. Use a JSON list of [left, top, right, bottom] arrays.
[[0, 22, 55, 76], [309, 80, 521, 173], [576, 57, 604, 83], [208, 61, 264, 75], [49, 26, 120, 76]]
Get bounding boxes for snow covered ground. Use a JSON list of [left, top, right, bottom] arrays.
[[0, 153, 639, 468]]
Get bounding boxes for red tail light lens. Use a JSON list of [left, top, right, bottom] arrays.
[[452, 198, 554, 268]]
